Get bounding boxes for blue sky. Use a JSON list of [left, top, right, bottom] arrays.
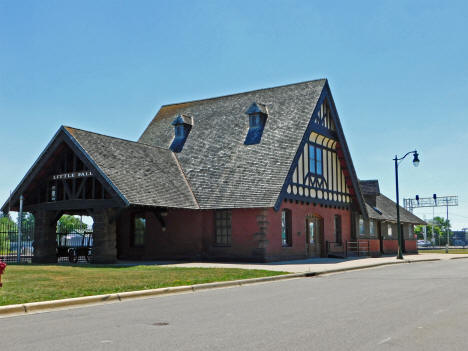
[[1, 0, 467, 228]]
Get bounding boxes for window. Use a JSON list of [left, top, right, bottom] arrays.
[[250, 114, 261, 128], [51, 185, 57, 201], [388, 224, 393, 237], [308, 145, 323, 176], [132, 214, 146, 247], [175, 124, 185, 137], [334, 215, 342, 244], [308, 220, 315, 244], [369, 220, 375, 237], [281, 209, 292, 247], [359, 216, 365, 236], [215, 210, 232, 246]]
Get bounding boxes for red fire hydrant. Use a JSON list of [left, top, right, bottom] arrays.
[[0, 260, 6, 288]]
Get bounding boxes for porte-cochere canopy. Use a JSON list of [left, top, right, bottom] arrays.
[[2, 126, 198, 214]]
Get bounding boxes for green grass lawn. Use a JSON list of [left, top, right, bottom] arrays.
[[420, 249, 468, 254], [0, 265, 286, 306]]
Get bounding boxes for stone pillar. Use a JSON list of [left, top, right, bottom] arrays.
[[32, 210, 58, 263], [92, 208, 118, 264]]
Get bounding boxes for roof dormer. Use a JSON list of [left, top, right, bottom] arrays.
[[170, 114, 193, 153], [244, 102, 268, 145]]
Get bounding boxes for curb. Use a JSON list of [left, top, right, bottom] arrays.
[[0, 258, 444, 318], [311, 258, 441, 276], [449, 256, 468, 260]]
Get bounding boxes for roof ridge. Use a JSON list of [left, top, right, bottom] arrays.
[[171, 153, 200, 209], [160, 78, 327, 108], [64, 126, 170, 151]]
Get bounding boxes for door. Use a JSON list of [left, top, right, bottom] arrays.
[[305, 216, 323, 257]]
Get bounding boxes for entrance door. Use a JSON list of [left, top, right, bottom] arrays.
[[305, 216, 323, 257]]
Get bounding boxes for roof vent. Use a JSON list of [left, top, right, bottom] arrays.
[[170, 114, 193, 153], [244, 102, 268, 145]]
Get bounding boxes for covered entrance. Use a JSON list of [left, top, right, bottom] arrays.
[[1, 127, 127, 264], [305, 214, 325, 257]]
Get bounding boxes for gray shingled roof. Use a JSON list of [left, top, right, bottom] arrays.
[[139, 79, 328, 209], [2, 79, 368, 213], [360, 179, 425, 225], [65, 127, 198, 209]]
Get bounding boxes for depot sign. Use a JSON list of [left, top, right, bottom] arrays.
[[51, 171, 93, 180]]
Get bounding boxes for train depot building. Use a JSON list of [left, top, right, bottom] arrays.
[[2, 79, 425, 263]]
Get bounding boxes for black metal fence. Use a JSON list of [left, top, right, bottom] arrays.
[[326, 240, 370, 258], [0, 218, 93, 263], [0, 220, 35, 263]]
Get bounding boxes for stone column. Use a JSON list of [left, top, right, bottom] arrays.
[[32, 210, 58, 263], [92, 208, 118, 264]]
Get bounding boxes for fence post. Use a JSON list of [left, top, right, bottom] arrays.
[[357, 240, 360, 257], [368, 240, 370, 256], [345, 240, 348, 257], [17, 195, 24, 263]]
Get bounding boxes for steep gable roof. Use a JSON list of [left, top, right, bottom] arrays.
[[1, 127, 199, 212], [139, 79, 365, 212], [3, 79, 368, 214], [64, 127, 199, 209]]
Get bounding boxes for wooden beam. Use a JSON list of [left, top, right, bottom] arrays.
[[25, 199, 123, 211]]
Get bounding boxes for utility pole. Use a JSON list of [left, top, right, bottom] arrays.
[[445, 199, 449, 253]]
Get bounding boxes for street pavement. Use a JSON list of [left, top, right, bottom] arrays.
[[2, 259, 468, 350]]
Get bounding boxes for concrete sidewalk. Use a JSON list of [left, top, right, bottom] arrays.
[[130, 253, 468, 273]]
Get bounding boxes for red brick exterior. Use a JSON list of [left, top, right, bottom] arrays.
[[265, 201, 351, 261], [367, 239, 381, 257], [404, 239, 417, 254], [116, 202, 352, 262]]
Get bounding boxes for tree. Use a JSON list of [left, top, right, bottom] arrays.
[[0, 211, 16, 229], [414, 217, 452, 245], [0, 212, 15, 252], [56, 215, 88, 234]]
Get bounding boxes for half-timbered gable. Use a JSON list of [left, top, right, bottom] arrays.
[[279, 87, 363, 212]]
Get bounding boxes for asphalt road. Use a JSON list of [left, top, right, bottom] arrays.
[[2, 260, 468, 351]]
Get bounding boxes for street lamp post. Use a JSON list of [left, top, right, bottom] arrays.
[[394, 150, 420, 260]]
